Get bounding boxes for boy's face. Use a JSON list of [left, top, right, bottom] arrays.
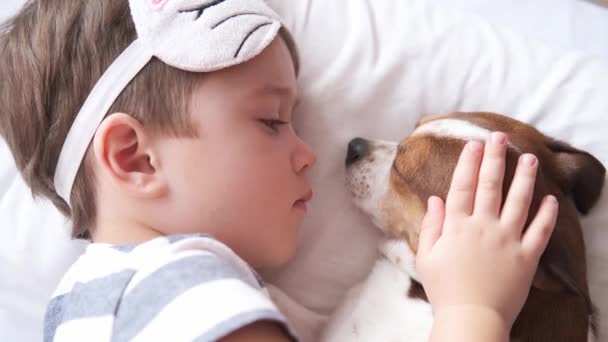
[[155, 37, 316, 268]]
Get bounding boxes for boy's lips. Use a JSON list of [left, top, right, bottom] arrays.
[[300, 190, 313, 202], [294, 190, 313, 211]]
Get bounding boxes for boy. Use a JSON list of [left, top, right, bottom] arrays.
[[0, 0, 556, 341]]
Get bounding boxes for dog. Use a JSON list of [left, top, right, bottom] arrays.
[[321, 112, 606, 342]]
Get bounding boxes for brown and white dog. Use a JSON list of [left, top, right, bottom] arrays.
[[321, 112, 606, 342]]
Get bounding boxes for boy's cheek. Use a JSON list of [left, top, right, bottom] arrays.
[[263, 223, 300, 268]]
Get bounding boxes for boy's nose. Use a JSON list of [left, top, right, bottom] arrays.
[[346, 138, 369, 166], [293, 139, 316, 173]]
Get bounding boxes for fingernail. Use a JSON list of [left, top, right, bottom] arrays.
[[427, 196, 439, 209], [467, 141, 483, 153], [547, 195, 557, 206], [427, 196, 435, 209], [522, 154, 537, 167], [491, 132, 507, 145]]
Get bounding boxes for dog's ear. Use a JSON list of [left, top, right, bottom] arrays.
[[545, 137, 606, 214], [532, 229, 594, 313], [533, 237, 588, 295], [530, 136, 603, 313]]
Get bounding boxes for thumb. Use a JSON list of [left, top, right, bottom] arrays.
[[417, 196, 445, 258]]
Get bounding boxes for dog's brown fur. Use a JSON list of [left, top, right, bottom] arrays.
[[384, 113, 605, 342]]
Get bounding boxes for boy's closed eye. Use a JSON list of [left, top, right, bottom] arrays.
[[259, 118, 289, 134]]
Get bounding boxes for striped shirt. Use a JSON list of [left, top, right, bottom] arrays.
[[44, 234, 296, 342]]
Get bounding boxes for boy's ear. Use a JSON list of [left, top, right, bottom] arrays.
[[93, 113, 167, 199]]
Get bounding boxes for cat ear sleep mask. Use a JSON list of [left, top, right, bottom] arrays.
[[54, 0, 282, 205]]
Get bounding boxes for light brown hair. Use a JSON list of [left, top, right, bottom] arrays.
[[0, 0, 298, 239]]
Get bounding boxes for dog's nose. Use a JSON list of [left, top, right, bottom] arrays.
[[346, 138, 369, 166]]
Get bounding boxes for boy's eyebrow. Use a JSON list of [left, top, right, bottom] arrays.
[[253, 84, 299, 108], [254, 84, 296, 99]]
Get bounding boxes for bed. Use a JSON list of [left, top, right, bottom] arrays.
[[1, 0, 608, 341]]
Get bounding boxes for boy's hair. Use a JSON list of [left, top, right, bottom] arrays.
[[0, 0, 298, 239]]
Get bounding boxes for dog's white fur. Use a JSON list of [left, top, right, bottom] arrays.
[[323, 134, 435, 342], [344, 140, 397, 232], [411, 118, 493, 141], [320, 240, 432, 341], [317, 118, 601, 342]]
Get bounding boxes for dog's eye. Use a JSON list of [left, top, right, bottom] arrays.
[[259, 119, 288, 134]]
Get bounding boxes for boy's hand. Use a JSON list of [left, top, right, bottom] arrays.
[[416, 132, 558, 329]]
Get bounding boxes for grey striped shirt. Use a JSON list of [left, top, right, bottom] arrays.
[[44, 234, 296, 341]]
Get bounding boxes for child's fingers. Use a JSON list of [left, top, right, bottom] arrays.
[[500, 153, 538, 232], [521, 195, 558, 261], [417, 196, 445, 257], [445, 141, 483, 218], [473, 132, 507, 217]]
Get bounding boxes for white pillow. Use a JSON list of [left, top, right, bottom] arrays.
[[2, 0, 608, 341], [0, 143, 87, 341], [432, 0, 608, 59]]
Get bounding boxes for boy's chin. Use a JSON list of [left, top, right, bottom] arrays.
[[257, 239, 298, 269]]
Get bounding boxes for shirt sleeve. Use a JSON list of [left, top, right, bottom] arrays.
[[111, 246, 297, 342]]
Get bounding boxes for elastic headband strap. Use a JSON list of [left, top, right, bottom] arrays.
[[54, 39, 153, 203]]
